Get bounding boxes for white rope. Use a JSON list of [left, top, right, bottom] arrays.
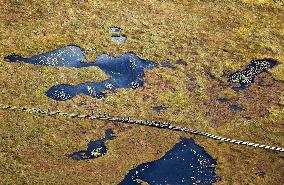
[[0, 104, 283, 152]]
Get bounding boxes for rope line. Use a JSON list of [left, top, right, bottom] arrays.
[[0, 104, 283, 153]]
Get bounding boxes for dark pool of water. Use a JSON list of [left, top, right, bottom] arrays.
[[110, 26, 126, 43], [217, 99, 244, 111], [152, 104, 169, 113], [228, 104, 244, 111], [217, 98, 229, 103], [175, 59, 188, 66], [231, 85, 248, 92], [4, 45, 157, 101], [105, 128, 116, 140], [69, 140, 108, 160], [111, 35, 127, 43], [119, 138, 217, 185], [228, 59, 278, 91], [110, 26, 122, 33], [69, 129, 115, 161], [161, 60, 176, 69], [256, 171, 266, 178]]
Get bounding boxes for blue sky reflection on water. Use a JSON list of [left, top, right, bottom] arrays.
[[4, 45, 157, 101], [119, 138, 217, 185], [228, 59, 278, 91], [69, 129, 116, 161]]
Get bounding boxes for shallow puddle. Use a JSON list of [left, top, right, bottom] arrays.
[[110, 26, 122, 33], [228, 104, 244, 111], [5, 45, 157, 101], [217, 99, 244, 112], [69, 129, 115, 161], [110, 26, 126, 43], [111, 35, 127, 43], [217, 98, 229, 103], [161, 60, 176, 69], [228, 59, 278, 91], [105, 128, 116, 140], [152, 104, 169, 113], [119, 138, 217, 185], [175, 59, 188, 66]]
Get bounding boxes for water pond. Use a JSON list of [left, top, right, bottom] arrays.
[[119, 138, 217, 185], [69, 129, 115, 161], [5, 45, 157, 101], [111, 35, 127, 43], [228, 59, 278, 91]]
